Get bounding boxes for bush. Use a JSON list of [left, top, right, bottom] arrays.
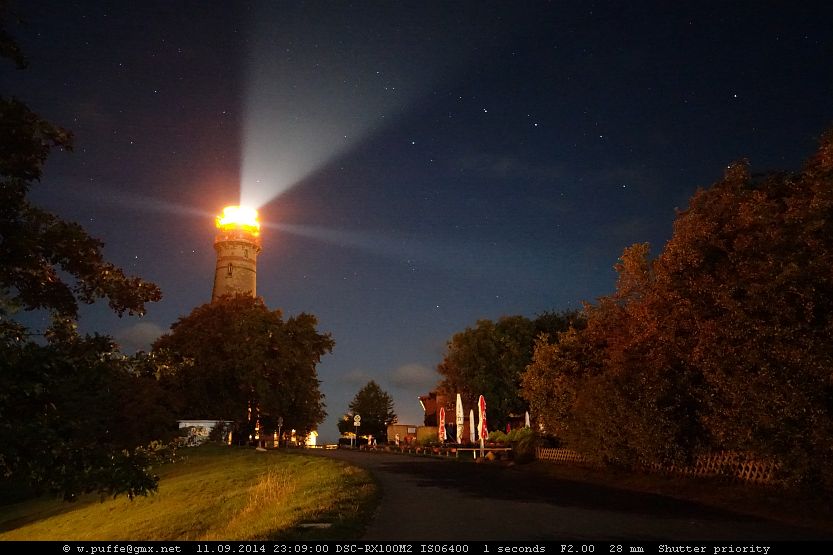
[[508, 428, 537, 464], [414, 432, 438, 446], [506, 427, 532, 442], [208, 422, 230, 444], [485, 428, 537, 463], [488, 430, 508, 444]]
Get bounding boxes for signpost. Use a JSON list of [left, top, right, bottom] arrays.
[[277, 416, 283, 448], [353, 414, 361, 449]]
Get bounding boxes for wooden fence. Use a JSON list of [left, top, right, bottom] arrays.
[[648, 451, 780, 485], [536, 447, 591, 464], [536, 447, 780, 485]]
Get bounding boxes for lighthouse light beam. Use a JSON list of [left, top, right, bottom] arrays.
[[237, 2, 480, 211]]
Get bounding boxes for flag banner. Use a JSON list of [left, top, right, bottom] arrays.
[[438, 406, 446, 442], [455, 393, 464, 443], [478, 394, 488, 440]]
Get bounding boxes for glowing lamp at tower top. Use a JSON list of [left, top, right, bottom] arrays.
[[216, 205, 260, 235], [211, 205, 262, 302]]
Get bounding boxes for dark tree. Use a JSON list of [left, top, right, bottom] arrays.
[[337, 381, 396, 442], [0, 324, 177, 500], [523, 243, 705, 466], [153, 295, 333, 441], [522, 131, 833, 487], [436, 312, 579, 431], [0, 94, 161, 318], [0, 6, 164, 500], [648, 144, 833, 487]]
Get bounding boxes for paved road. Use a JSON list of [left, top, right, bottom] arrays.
[[312, 449, 830, 541]]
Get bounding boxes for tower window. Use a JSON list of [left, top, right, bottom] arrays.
[[227, 263, 233, 276], [244, 249, 249, 258]]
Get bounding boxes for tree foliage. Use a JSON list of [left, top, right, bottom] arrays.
[[654, 147, 833, 486], [0, 321, 178, 499], [337, 380, 396, 441], [0, 7, 165, 500], [1, 3, 159, 320], [522, 132, 833, 487], [436, 312, 582, 431], [0, 94, 161, 318], [153, 295, 333, 440]]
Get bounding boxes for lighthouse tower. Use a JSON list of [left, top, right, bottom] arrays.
[[211, 206, 261, 302]]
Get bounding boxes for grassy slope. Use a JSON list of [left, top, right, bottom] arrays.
[[0, 445, 377, 541]]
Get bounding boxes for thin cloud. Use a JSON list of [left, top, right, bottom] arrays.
[[340, 369, 374, 388], [389, 363, 438, 391], [456, 153, 565, 181], [115, 321, 165, 353]]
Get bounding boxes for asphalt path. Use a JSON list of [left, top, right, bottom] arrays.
[[312, 449, 830, 541]]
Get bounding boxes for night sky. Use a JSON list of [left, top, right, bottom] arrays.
[[5, 1, 833, 441]]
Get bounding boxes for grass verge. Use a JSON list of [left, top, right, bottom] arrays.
[[0, 444, 377, 540]]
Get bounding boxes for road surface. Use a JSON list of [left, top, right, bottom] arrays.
[[312, 449, 830, 541]]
